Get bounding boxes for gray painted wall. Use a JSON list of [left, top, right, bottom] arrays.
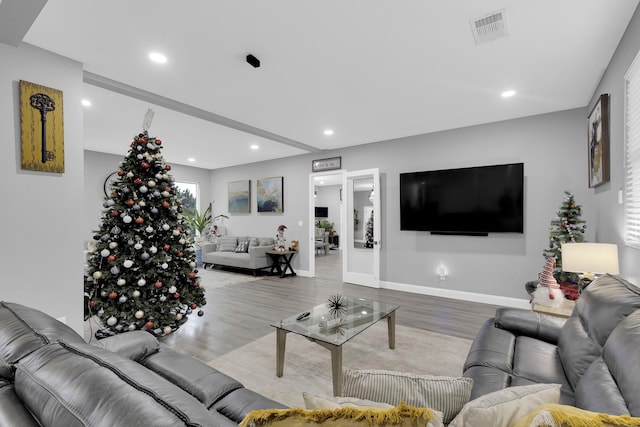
[[588, 5, 640, 285], [1, 43, 85, 333]]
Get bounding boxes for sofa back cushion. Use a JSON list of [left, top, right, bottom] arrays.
[[14, 341, 218, 427], [574, 309, 640, 416], [217, 237, 238, 252], [257, 237, 274, 247], [0, 302, 85, 380], [558, 275, 640, 389]]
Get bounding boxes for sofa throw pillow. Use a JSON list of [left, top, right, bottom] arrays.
[[448, 383, 561, 427], [249, 237, 260, 248], [235, 240, 250, 253], [302, 392, 394, 410], [342, 369, 473, 424], [258, 237, 275, 247], [217, 237, 238, 252], [239, 403, 444, 427], [513, 403, 640, 427]]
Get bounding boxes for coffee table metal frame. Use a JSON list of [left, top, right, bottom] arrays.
[[271, 296, 398, 396]]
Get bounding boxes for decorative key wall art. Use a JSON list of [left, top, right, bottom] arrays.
[[20, 80, 65, 173]]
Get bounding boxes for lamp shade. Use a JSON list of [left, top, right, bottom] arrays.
[[561, 243, 620, 275]]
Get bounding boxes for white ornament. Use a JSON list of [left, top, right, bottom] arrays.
[[139, 200, 146, 207], [159, 295, 167, 302], [118, 295, 128, 303], [123, 215, 132, 224], [134, 243, 142, 250], [172, 229, 180, 236], [175, 313, 183, 320], [127, 171, 134, 178], [168, 286, 177, 293], [100, 291, 107, 297], [145, 226, 154, 234], [148, 180, 156, 188], [162, 223, 170, 231], [92, 271, 103, 280], [98, 309, 105, 316], [107, 316, 118, 326], [162, 174, 168, 180], [137, 151, 143, 156], [128, 324, 137, 331], [179, 239, 186, 245], [109, 242, 118, 249], [163, 326, 172, 335], [133, 290, 140, 298], [123, 260, 134, 268], [139, 185, 148, 193], [162, 191, 170, 197], [117, 278, 126, 286], [189, 261, 196, 268], [137, 278, 146, 286], [161, 263, 168, 269], [134, 310, 144, 319], [150, 246, 158, 254], [100, 249, 110, 257], [147, 143, 154, 149]]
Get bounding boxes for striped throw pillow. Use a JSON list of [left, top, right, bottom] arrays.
[[217, 237, 238, 252], [342, 369, 473, 424]]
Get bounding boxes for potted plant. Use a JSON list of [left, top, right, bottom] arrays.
[[315, 220, 334, 234], [184, 202, 228, 266]]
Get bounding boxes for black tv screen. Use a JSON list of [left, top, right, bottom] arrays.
[[315, 206, 328, 218], [400, 163, 524, 235]]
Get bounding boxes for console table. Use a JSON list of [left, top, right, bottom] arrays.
[[266, 250, 297, 278]]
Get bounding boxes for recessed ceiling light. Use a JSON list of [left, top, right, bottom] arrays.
[[81, 99, 91, 107], [187, 158, 196, 163], [320, 181, 325, 185], [323, 129, 334, 136], [250, 144, 259, 150], [149, 52, 167, 64], [501, 90, 516, 98]]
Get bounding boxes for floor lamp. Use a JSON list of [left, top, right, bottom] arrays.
[[561, 243, 620, 292]]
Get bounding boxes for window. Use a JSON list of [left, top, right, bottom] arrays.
[[625, 50, 640, 248], [175, 181, 198, 218]]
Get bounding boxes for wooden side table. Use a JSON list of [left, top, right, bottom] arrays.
[[266, 250, 297, 278], [532, 299, 576, 318]]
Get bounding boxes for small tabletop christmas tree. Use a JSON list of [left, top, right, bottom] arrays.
[[85, 128, 206, 338], [543, 191, 587, 284]]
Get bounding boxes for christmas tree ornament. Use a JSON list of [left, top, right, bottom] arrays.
[[107, 316, 118, 326], [110, 266, 120, 275], [92, 271, 103, 280], [111, 226, 121, 235], [145, 321, 154, 329], [108, 255, 116, 263], [133, 290, 140, 298], [154, 281, 163, 288], [139, 186, 148, 193], [117, 279, 126, 286], [137, 278, 146, 286], [168, 285, 177, 293], [109, 242, 118, 249], [140, 252, 150, 260], [134, 243, 142, 250], [100, 249, 110, 257], [148, 180, 156, 187], [198, 310, 204, 317], [161, 262, 169, 269], [159, 295, 167, 302], [108, 291, 118, 299], [163, 326, 172, 335], [118, 295, 127, 303], [149, 246, 158, 254], [162, 223, 170, 231], [135, 217, 144, 224], [145, 226, 154, 234], [134, 310, 144, 319], [123, 215, 132, 223], [123, 260, 134, 268], [139, 200, 146, 207], [98, 309, 105, 316], [127, 171, 134, 178], [128, 324, 137, 331]]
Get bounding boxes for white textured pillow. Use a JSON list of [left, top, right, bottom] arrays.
[[448, 383, 561, 427], [303, 392, 394, 410], [342, 369, 473, 424], [217, 237, 238, 252]]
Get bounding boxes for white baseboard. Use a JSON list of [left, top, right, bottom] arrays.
[[380, 280, 531, 309]]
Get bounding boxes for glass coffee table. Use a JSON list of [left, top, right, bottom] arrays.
[[271, 296, 399, 396]]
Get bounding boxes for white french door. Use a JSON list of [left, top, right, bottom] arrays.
[[342, 168, 380, 287]]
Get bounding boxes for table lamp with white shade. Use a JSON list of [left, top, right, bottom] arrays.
[[561, 243, 620, 291]]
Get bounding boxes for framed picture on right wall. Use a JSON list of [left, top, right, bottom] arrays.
[[587, 93, 610, 188]]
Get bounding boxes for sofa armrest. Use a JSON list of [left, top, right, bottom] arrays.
[[201, 242, 218, 254], [494, 307, 566, 344]]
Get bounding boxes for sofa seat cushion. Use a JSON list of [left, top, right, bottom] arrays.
[[0, 301, 85, 379], [0, 379, 39, 426], [512, 336, 567, 386], [142, 348, 243, 408], [14, 341, 218, 427], [463, 318, 515, 373], [213, 387, 288, 424]]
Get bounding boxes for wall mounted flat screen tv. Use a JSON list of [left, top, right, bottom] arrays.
[[400, 163, 524, 235], [315, 206, 329, 218]]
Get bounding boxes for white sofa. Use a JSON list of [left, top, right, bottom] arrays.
[[201, 236, 274, 275]]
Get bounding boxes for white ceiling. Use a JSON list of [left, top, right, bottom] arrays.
[[4, 0, 639, 170]]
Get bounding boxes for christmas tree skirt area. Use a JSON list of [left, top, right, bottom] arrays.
[[198, 267, 262, 290], [207, 322, 471, 408]]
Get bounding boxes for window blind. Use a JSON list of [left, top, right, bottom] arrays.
[[625, 50, 640, 248]]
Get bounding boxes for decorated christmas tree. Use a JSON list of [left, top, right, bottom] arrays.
[[85, 122, 206, 338], [543, 191, 587, 283]]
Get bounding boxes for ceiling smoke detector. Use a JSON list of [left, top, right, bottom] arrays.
[[470, 9, 508, 45]]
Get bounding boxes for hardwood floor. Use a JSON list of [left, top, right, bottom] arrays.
[[156, 250, 503, 363]]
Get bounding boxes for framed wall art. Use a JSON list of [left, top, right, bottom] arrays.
[[312, 156, 341, 172], [228, 180, 251, 213], [587, 94, 610, 188], [257, 176, 284, 213], [20, 80, 65, 173]]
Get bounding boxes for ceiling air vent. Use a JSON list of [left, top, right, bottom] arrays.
[[470, 9, 508, 45]]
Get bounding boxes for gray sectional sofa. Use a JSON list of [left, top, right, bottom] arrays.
[[202, 236, 275, 275], [463, 274, 640, 416], [0, 301, 285, 426]]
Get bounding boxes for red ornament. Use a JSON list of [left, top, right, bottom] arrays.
[[140, 137, 147, 143], [145, 321, 154, 329], [89, 300, 96, 308], [155, 139, 162, 145], [193, 281, 200, 287], [111, 210, 119, 217], [107, 255, 116, 263], [165, 165, 172, 171], [188, 272, 196, 279], [165, 186, 171, 192], [162, 201, 170, 208], [135, 217, 144, 224], [134, 178, 142, 186], [177, 251, 183, 257], [117, 170, 125, 176], [163, 244, 170, 251], [174, 292, 180, 299], [126, 199, 134, 206], [108, 291, 118, 299], [141, 162, 149, 169], [130, 141, 136, 147], [191, 303, 197, 309], [154, 281, 163, 288], [176, 226, 182, 232]]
